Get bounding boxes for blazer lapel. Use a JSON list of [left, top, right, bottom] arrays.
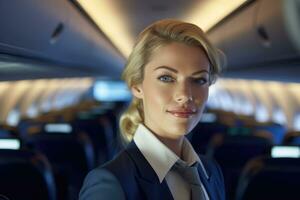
[[197, 164, 214, 199], [137, 177, 173, 200], [126, 141, 174, 200]]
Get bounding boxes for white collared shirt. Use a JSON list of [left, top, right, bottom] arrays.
[[133, 124, 209, 200]]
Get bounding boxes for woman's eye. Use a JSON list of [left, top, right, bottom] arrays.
[[158, 75, 174, 83], [193, 78, 208, 85]]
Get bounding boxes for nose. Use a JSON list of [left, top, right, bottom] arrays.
[[174, 81, 193, 104]]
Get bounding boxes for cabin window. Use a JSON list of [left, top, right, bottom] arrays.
[[27, 104, 38, 118], [272, 106, 287, 125], [6, 108, 20, 126], [207, 95, 219, 109], [41, 97, 52, 112], [293, 112, 300, 131], [234, 93, 253, 115], [219, 91, 234, 111], [255, 102, 269, 122]]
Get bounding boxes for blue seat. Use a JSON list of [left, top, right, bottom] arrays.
[[25, 132, 94, 200], [236, 156, 300, 200], [72, 113, 115, 165], [254, 123, 286, 144], [189, 122, 228, 154], [0, 149, 56, 200], [206, 135, 272, 200], [283, 131, 300, 145]]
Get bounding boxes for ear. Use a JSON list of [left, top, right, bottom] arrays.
[[131, 84, 144, 99]]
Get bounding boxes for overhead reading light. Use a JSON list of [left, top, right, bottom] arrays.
[[271, 146, 300, 158]]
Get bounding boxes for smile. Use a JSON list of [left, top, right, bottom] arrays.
[[167, 110, 196, 118]]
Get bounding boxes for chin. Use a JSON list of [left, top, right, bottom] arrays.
[[168, 124, 191, 138]]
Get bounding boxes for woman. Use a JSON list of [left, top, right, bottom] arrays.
[[79, 19, 225, 200]]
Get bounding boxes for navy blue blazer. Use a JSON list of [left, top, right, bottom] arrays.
[[79, 141, 225, 200]]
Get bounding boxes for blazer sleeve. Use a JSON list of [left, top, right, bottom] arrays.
[[79, 168, 126, 200]]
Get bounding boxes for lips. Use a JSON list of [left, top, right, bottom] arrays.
[[167, 109, 196, 118]]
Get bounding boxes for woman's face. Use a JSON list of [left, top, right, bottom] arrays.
[[132, 42, 210, 140]]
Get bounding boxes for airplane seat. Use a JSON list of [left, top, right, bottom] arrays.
[[0, 125, 19, 138], [206, 134, 272, 200], [17, 119, 43, 138], [215, 110, 238, 127], [0, 128, 20, 139], [72, 113, 115, 165], [283, 131, 300, 145], [189, 121, 229, 154], [24, 132, 94, 200], [254, 123, 286, 144], [101, 108, 125, 156], [0, 129, 12, 138], [253, 129, 274, 143], [0, 149, 56, 200], [236, 156, 300, 200]]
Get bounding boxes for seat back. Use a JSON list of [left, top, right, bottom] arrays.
[[25, 132, 94, 200], [236, 156, 300, 200], [72, 114, 115, 165], [190, 122, 228, 154], [0, 149, 56, 200], [207, 135, 272, 200]]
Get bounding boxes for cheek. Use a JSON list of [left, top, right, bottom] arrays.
[[194, 86, 209, 104], [143, 82, 171, 109]]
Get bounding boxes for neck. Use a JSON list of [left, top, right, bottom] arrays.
[[156, 135, 184, 158]]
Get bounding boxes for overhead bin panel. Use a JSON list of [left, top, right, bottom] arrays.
[[0, 0, 124, 78], [208, 0, 300, 70]]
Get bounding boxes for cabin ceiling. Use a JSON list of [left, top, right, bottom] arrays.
[[1, 0, 300, 82], [77, 0, 248, 57]]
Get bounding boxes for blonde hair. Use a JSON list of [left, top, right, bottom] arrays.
[[120, 19, 224, 141]]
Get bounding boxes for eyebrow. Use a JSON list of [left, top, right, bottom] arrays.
[[154, 66, 209, 75]]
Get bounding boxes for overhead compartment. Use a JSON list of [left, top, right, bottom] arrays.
[[208, 0, 300, 72], [0, 0, 125, 78]]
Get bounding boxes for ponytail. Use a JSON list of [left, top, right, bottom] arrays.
[[119, 98, 143, 142]]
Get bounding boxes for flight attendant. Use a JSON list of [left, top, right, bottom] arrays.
[[80, 19, 225, 200]]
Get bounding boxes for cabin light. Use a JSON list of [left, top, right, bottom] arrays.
[[271, 146, 300, 158], [77, 0, 134, 57], [77, 0, 247, 57], [184, 0, 248, 31], [0, 139, 21, 150], [45, 124, 72, 133]]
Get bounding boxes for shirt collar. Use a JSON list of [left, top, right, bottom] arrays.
[[133, 124, 200, 183]]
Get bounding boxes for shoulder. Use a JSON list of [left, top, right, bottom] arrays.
[[79, 167, 126, 200], [79, 149, 138, 200], [101, 148, 137, 183]]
